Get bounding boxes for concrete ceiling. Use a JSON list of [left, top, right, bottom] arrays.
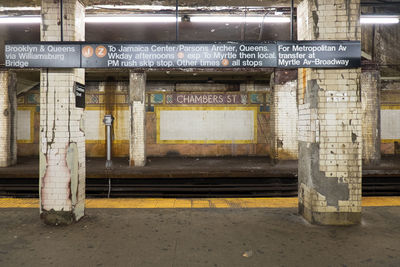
[[0, 0, 294, 66], [1, 0, 400, 8], [1, 0, 400, 82], [1, 0, 298, 8]]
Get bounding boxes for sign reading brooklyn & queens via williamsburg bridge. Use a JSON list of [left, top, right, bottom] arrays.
[[4, 41, 360, 69]]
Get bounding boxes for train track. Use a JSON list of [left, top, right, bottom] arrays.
[[0, 176, 399, 198]]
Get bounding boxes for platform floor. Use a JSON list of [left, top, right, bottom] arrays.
[[1, 197, 400, 208], [1, 202, 399, 266], [1, 156, 400, 179]]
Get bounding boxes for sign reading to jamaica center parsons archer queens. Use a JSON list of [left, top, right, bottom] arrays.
[[5, 41, 360, 69]]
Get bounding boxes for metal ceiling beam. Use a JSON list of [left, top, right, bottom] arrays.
[[1, 0, 298, 8], [2, 0, 400, 8]]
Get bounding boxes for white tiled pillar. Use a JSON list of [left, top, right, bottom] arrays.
[[0, 71, 17, 167], [129, 72, 147, 167], [361, 65, 380, 164], [297, 0, 362, 225], [39, 0, 85, 225], [270, 69, 298, 160]]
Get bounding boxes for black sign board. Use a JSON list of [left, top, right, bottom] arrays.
[[74, 82, 85, 108], [5, 44, 80, 68], [4, 41, 361, 69], [81, 43, 277, 68], [277, 41, 361, 68]]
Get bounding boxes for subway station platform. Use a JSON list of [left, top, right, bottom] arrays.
[[1, 0, 400, 264], [1, 198, 400, 266], [1, 156, 400, 198]]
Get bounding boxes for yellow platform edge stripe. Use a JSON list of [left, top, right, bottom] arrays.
[[1, 197, 400, 209]]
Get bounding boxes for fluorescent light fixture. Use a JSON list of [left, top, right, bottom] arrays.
[[87, 5, 171, 11], [0, 7, 41, 11], [262, 17, 291, 23], [86, 5, 272, 12], [0, 16, 41, 24], [190, 16, 290, 23], [5, 14, 397, 25], [85, 16, 177, 23], [360, 16, 399, 24]]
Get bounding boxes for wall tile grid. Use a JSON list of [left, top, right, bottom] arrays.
[[361, 70, 380, 162], [40, 0, 85, 218], [129, 72, 147, 166], [40, 69, 85, 212], [131, 101, 146, 165], [297, 0, 362, 217], [41, 0, 85, 41], [65, 82, 272, 158], [271, 79, 298, 159]]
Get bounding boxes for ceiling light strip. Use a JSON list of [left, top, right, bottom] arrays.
[[0, 15, 399, 24], [84, 16, 177, 23], [0, 17, 41, 24], [360, 16, 399, 24], [189, 16, 290, 23]]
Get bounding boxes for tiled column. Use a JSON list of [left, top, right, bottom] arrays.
[[297, 0, 362, 225], [0, 71, 17, 167], [361, 63, 380, 164], [40, 0, 85, 225], [129, 72, 147, 167], [270, 69, 298, 160]]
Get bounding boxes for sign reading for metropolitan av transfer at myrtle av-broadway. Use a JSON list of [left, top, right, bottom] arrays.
[[277, 41, 361, 68], [4, 41, 361, 69]]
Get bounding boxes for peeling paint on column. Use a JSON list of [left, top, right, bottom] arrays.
[[361, 67, 380, 164], [79, 114, 85, 132], [39, 151, 47, 212], [0, 71, 17, 167], [39, 0, 86, 225], [297, 67, 362, 224], [41, 145, 72, 212], [129, 72, 147, 167], [299, 142, 350, 207], [306, 79, 319, 108], [311, 11, 319, 39], [130, 72, 146, 103], [299, 79, 350, 207], [351, 132, 357, 143], [67, 142, 84, 219], [344, 0, 351, 35], [7, 72, 17, 166]]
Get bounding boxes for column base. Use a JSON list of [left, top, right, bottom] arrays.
[[299, 203, 361, 226], [129, 159, 146, 167], [275, 150, 298, 160], [362, 158, 380, 166], [41, 210, 83, 226], [0, 158, 17, 167]]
